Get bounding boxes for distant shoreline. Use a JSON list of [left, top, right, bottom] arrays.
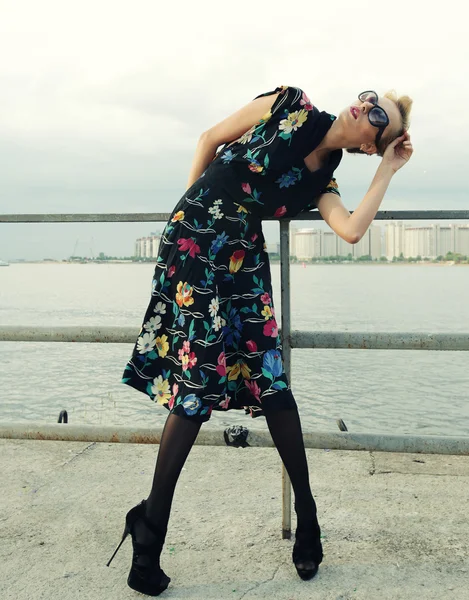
[[5, 260, 468, 267]]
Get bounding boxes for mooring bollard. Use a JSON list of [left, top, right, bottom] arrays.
[[336, 419, 348, 432]]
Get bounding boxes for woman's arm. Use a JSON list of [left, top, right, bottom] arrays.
[[317, 162, 394, 243], [186, 92, 281, 189], [317, 132, 413, 243], [186, 134, 220, 189]]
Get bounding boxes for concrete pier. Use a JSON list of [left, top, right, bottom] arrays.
[[1, 438, 469, 599]]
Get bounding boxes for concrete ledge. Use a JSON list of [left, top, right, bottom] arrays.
[[1, 422, 469, 455]]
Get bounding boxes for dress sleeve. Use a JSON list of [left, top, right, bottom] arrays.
[[252, 85, 313, 124], [298, 176, 341, 215], [318, 177, 341, 197], [230, 85, 317, 171]]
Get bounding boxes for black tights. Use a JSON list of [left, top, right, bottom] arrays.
[[135, 413, 202, 544], [137, 406, 317, 544], [264, 406, 317, 526]]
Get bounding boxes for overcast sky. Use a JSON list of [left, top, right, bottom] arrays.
[[0, 0, 467, 260]]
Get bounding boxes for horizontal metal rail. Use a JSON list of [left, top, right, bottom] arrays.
[[2, 210, 469, 223], [291, 331, 469, 351], [1, 422, 468, 454], [1, 326, 468, 351]]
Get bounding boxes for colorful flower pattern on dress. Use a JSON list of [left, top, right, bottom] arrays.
[[122, 86, 342, 422]]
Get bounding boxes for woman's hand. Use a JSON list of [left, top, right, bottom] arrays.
[[381, 131, 413, 173]]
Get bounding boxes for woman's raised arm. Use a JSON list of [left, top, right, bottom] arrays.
[[317, 132, 413, 243], [186, 93, 281, 189]]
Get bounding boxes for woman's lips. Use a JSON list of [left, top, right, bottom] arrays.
[[350, 106, 359, 119]]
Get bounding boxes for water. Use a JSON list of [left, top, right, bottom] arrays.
[[1, 262, 468, 435]]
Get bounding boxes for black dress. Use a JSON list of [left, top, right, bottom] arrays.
[[122, 85, 343, 423]]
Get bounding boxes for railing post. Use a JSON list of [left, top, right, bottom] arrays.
[[279, 219, 292, 539]]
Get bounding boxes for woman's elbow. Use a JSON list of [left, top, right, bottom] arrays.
[[198, 130, 212, 146], [344, 231, 361, 244], [200, 128, 223, 149]]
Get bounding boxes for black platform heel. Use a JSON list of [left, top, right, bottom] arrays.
[[292, 503, 323, 580], [107, 499, 171, 597]]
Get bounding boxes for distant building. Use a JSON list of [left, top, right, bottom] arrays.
[[290, 224, 381, 260], [137, 223, 469, 261], [404, 226, 435, 258], [321, 231, 336, 257], [385, 222, 405, 260], [435, 225, 454, 257], [455, 225, 469, 256], [337, 235, 354, 258], [385, 223, 469, 259], [293, 229, 321, 260], [135, 232, 162, 258]]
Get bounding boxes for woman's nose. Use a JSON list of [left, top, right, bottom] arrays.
[[361, 101, 373, 113]]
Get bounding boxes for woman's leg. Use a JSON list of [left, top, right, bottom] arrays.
[[264, 404, 321, 572], [264, 405, 317, 527], [134, 412, 202, 543]]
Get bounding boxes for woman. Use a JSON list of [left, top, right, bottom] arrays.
[[107, 85, 413, 595]]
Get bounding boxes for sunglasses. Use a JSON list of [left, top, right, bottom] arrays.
[[358, 91, 389, 146]]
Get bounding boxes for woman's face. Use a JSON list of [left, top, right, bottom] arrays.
[[338, 93, 402, 152]]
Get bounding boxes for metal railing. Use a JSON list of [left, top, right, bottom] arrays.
[[2, 209, 469, 538]]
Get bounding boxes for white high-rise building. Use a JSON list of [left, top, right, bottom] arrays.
[[145, 238, 152, 257], [385, 222, 405, 260], [455, 225, 469, 256], [135, 238, 147, 258], [294, 229, 321, 260], [337, 235, 354, 257], [321, 231, 337, 257], [353, 231, 370, 258], [436, 225, 454, 257], [152, 236, 161, 257], [349, 225, 382, 259], [369, 225, 382, 259], [404, 226, 434, 258], [135, 233, 162, 258]]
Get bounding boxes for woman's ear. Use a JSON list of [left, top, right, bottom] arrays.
[[360, 142, 377, 155]]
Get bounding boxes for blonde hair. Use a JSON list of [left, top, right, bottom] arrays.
[[346, 90, 413, 158]]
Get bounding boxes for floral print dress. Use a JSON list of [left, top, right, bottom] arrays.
[[122, 85, 343, 423]]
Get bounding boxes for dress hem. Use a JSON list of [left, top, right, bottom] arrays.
[[121, 377, 297, 423]]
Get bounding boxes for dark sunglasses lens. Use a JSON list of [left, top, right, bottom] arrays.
[[369, 107, 388, 126], [359, 91, 377, 104]]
